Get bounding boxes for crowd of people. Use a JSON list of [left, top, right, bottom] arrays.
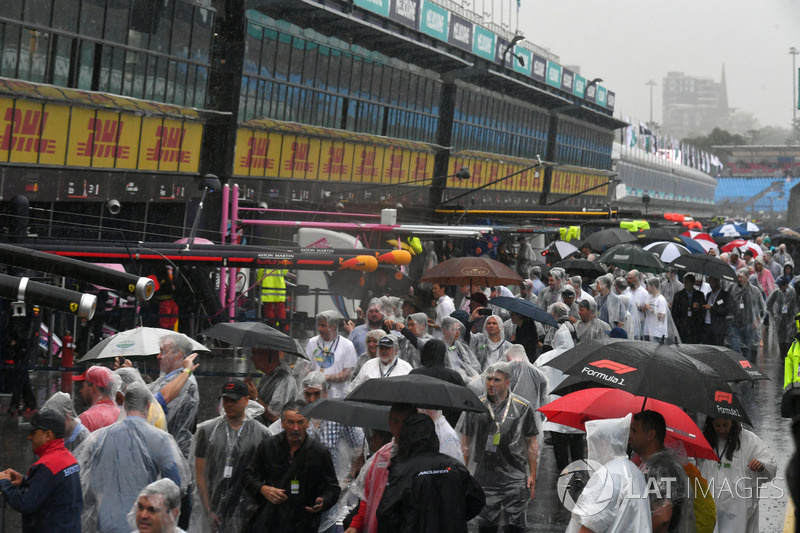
[[0, 230, 792, 533]]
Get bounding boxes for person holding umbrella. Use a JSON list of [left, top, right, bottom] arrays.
[[697, 418, 777, 533], [457, 362, 539, 533], [245, 347, 297, 425]]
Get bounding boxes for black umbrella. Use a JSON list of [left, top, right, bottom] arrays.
[[300, 398, 391, 432], [488, 296, 558, 327], [199, 321, 308, 359], [668, 255, 736, 283], [584, 228, 638, 252], [633, 228, 683, 245], [545, 338, 751, 424], [345, 374, 487, 413], [595, 244, 667, 274], [673, 344, 770, 382], [553, 258, 606, 276]]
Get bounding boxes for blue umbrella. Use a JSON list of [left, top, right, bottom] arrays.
[[710, 223, 749, 238], [677, 235, 707, 254], [488, 296, 558, 327]]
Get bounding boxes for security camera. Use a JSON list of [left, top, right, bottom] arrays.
[[395, 202, 403, 209], [335, 202, 345, 212], [257, 201, 268, 210], [106, 199, 121, 215]]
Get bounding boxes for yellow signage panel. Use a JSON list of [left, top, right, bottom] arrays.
[[39, 103, 68, 166], [551, 170, 607, 196]]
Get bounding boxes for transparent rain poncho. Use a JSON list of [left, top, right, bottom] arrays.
[[441, 316, 481, 379], [397, 312, 432, 368], [469, 314, 512, 371], [532, 328, 583, 435], [565, 415, 652, 533], [504, 345, 548, 413], [188, 413, 271, 533], [40, 391, 90, 452], [148, 367, 199, 458], [74, 382, 190, 533], [126, 478, 182, 533], [114, 367, 167, 431], [456, 383, 539, 489], [638, 448, 692, 533]]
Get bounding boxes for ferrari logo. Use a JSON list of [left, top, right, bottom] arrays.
[[128, 284, 135, 293], [69, 302, 78, 312]]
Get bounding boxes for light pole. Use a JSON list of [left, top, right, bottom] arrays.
[[791, 47, 799, 122], [646, 80, 657, 126]]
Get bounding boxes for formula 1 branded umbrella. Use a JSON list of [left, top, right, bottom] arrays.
[[544, 338, 751, 424], [345, 373, 486, 413], [488, 296, 558, 327], [538, 388, 717, 460], [79, 327, 210, 363], [199, 321, 308, 359], [668, 254, 736, 283], [300, 398, 391, 432], [584, 228, 638, 252], [643, 241, 692, 264], [673, 344, 769, 382], [595, 244, 667, 274], [420, 256, 522, 288]]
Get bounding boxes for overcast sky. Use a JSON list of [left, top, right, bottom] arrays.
[[504, 0, 800, 130]]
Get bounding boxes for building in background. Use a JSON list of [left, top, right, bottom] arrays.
[[662, 69, 731, 139]]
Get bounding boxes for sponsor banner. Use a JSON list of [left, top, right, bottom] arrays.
[[447, 155, 542, 193], [512, 47, 532, 77], [573, 74, 586, 98], [546, 61, 562, 88], [419, 1, 448, 41], [353, 0, 390, 16], [390, 0, 419, 28], [0, 97, 200, 171], [606, 91, 616, 111], [233, 128, 434, 185], [448, 13, 473, 51], [472, 25, 496, 61], [530, 54, 547, 83], [596, 86, 608, 108], [585, 82, 597, 104], [551, 170, 609, 196], [561, 68, 575, 93]]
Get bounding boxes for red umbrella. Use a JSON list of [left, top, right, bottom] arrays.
[[538, 388, 717, 460], [721, 239, 762, 257]]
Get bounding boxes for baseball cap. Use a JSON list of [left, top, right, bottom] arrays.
[[220, 379, 248, 400], [19, 410, 66, 437], [377, 336, 396, 348], [73, 365, 113, 388], [561, 286, 576, 297], [608, 327, 628, 339]]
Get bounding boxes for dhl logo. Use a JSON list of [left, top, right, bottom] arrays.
[[77, 118, 130, 159], [285, 142, 313, 172], [323, 147, 349, 176], [241, 137, 275, 170], [0, 109, 56, 153], [385, 153, 404, 179], [714, 391, 733, 404], [146, 126, 190, 163], [588, 360, 637, 374]]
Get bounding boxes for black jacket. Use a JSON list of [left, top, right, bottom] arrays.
[[705, 287, 731, 335], [376, 414, 485, 533], [243, 432, 340, 532], [671, 288, 705, 343], [409, 339, 465, 427]]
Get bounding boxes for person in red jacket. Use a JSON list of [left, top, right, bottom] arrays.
[[0, 410, 83, 532]]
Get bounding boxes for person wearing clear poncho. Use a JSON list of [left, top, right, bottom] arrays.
[[189, 379, 270, 533], [393, 312, 433, 368], [127, 478, 185, 533], [614, 276, 641, 340], [565, 414, 652, 533], [40, 391, 90, 453], [440, 316, 482, 379], [74, 381, 189, 533], [114, 367, 167, 430], [468, 312, 513, 371], [457, 362, 539, 533]]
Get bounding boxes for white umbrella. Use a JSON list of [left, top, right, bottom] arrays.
[[643, 241, 691, 264], [78, 327, 209, 363]]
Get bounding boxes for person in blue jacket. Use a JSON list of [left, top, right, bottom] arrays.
[[0, 409, 83, 532]]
